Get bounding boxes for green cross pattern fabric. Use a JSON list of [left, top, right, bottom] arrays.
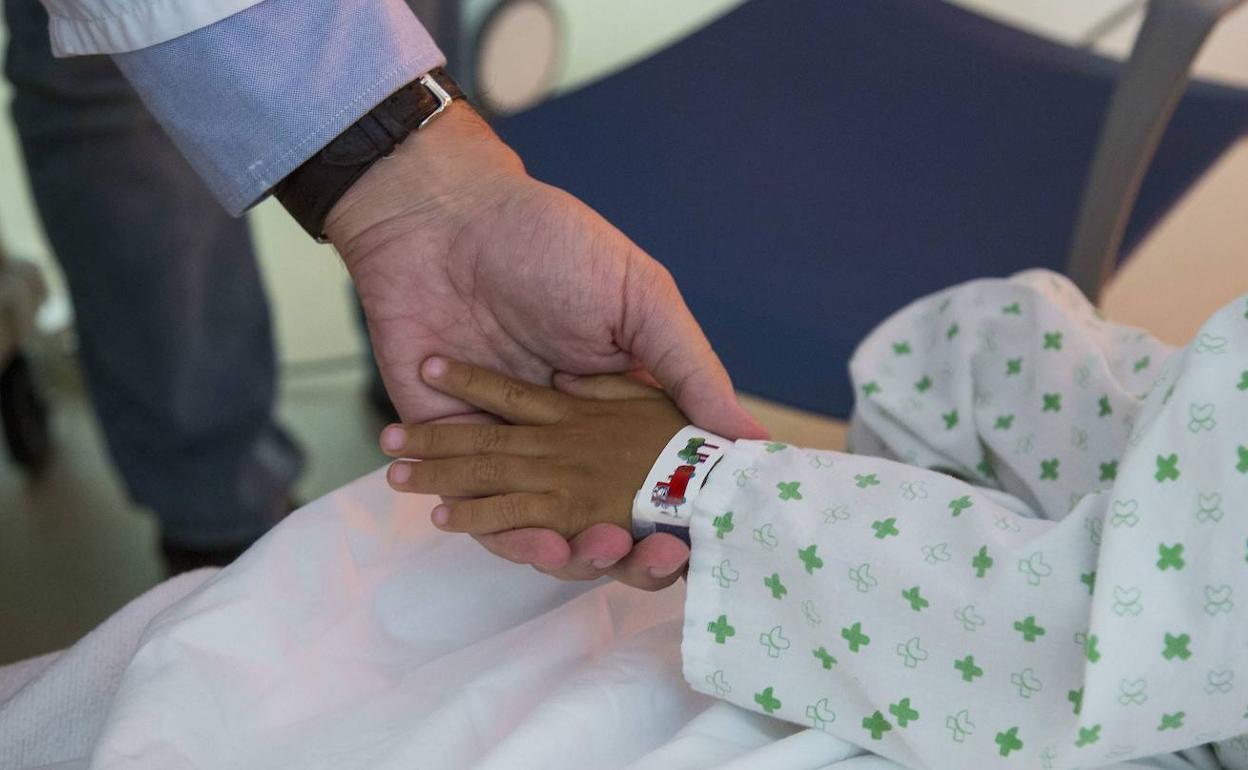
[[680, 271, 1248, 770]]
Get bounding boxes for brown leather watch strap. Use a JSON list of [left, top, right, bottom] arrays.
[[274, 68, 466, 242]]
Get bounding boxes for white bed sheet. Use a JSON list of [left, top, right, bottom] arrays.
[[0, 468, 1217, 770]]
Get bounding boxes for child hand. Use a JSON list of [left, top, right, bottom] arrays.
[[380, 357, 688, 539]]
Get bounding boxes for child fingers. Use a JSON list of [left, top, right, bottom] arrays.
[[433, 493, 574, 536], [421, 357, 569, 425], [550, 372, 666, 402], [380, 423, 551, 459], [388, 455, 559, 497]]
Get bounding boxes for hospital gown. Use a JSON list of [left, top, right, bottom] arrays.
[[680, 270, 1248, 770]]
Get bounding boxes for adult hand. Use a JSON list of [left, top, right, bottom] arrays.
[[326, 103, 766, 587]]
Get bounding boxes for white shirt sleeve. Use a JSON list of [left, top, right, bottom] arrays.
[[41, 0, 269, 56]]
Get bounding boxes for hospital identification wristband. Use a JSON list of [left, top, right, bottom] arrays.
[[631, 426, 730, 546]]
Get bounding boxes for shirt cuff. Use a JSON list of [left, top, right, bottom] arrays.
[[110, 0, 445, 215]]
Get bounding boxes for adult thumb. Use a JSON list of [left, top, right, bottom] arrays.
[[623, 268, 768, 440]]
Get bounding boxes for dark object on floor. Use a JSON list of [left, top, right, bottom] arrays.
[[1, 352, 52, 472], [160, 497, 302, 576], [0, 249, 51, 473], [494, 0, 1248, 417]]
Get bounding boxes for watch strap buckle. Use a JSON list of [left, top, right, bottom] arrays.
[[417, 72, 454, 130], [275, 68, 465, 242]]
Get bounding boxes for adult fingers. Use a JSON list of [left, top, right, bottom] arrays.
[[530, 523, 634, 581], [602, 532, 690, 591], [620, 266, 767, 439], [471, 528, 572, 572]]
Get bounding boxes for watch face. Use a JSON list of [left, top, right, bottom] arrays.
[[475, 0, 562, 115]]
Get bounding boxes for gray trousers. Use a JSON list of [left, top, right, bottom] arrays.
[[3, 0, 302, 548]]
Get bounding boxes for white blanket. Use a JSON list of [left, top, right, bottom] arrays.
[[0, 469, 1213, 769]]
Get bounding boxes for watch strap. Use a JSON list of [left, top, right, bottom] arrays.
[[274, 68, 465, 242]]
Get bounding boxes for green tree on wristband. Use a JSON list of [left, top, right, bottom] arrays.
[[678, 437, 719, 464]]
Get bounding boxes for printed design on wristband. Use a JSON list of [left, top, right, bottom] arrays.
[[632, 426, 731, 541]]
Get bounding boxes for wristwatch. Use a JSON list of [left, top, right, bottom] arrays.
[[274, 68, 466, 242]]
